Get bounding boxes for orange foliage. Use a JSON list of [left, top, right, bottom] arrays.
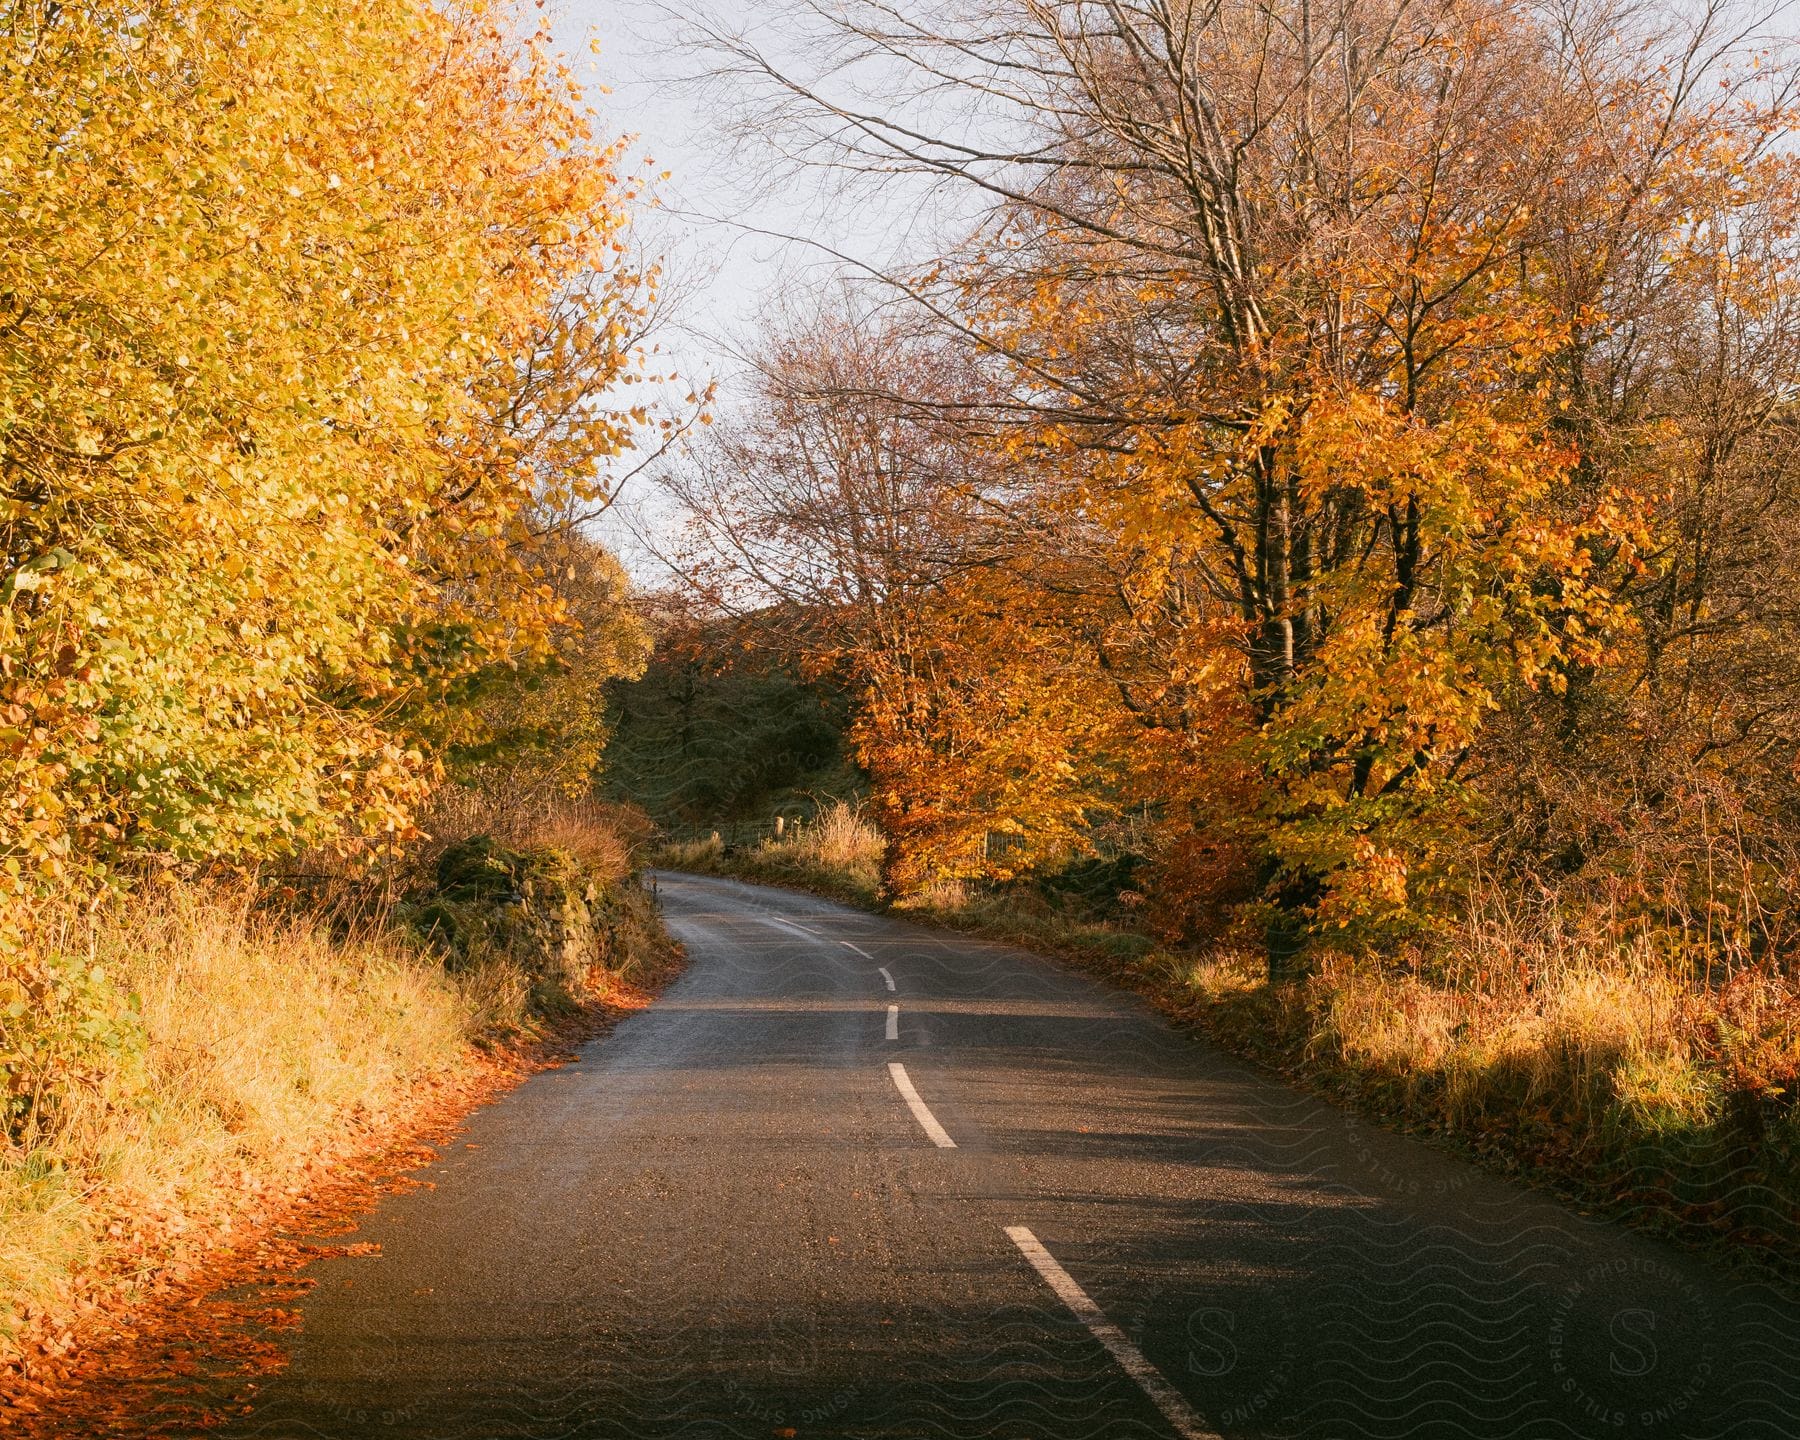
[[854, 565, 1120, 893]]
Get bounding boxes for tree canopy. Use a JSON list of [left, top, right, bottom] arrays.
[[1, 0, 657, 903], [659, 0, 1800, 971]]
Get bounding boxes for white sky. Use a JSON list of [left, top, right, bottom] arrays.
[[549, 0, 966, 580], [547, 1, 855, 576], [557, 1, 793, 387]]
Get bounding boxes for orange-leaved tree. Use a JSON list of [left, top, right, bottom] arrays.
[[852, 557, 1123, 895], [713, 0, 1789, 963], [940, 0, 1669, 964], [657, 303, 1124, 895]]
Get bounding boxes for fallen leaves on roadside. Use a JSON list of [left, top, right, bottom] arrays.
[[0, 963, 679, 1437]]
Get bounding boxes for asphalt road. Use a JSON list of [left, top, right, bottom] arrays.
[[233, 870, 1800, 1439]]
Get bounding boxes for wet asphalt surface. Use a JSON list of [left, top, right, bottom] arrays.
[[230, 870, 1800, 1439]]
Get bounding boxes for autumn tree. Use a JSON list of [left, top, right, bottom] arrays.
[[1475, 26, 1800, 959], [696, 0, 1796, 968], [655, 302, 1124, 890], [0, 0, 660, 908], [448, 533, 650, 805]]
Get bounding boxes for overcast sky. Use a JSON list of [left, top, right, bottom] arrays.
[[549, 0, 955, 577], [558, 1, 791, 384]]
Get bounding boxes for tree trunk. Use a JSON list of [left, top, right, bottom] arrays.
[[1261, 857, 1320, 984]]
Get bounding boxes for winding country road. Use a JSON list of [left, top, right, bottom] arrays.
[[233, 871, 1799, 1439]]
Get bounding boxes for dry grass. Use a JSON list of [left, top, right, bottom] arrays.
[[1304, 900, 1772, 1144], [1050, 888, 1793, 1257], [1272, 897, 1798, 1261], [0, 795, 670, 1357], [657, 833, 725, 870], [0, 889, 493, 1352], [655, 801, 886, 903], [1311, 951, 1690, 1128], [767, 802, 884, 892]]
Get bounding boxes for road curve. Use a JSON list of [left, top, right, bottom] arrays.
[[231, 870, 1800, 1439]]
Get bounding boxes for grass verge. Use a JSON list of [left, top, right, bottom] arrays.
[[658, 800, 884, 908], [0, 801, 680, 1425]]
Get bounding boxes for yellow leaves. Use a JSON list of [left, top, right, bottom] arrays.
[[0, 0, 656, 889]]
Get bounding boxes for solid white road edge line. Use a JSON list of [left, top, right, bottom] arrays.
[[841, 940, 872, 959], [887, 1062, 955, 1148], [877, 966, 896, 991], [1004, 1226, 1221, 1440], [886, 1004, 899, 1041]]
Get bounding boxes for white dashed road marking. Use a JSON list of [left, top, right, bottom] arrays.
[[1005, 1226, 1220, 1440], [886, 1004, 899, 1041], [877, 966, 895, 991], [887, 1063, 955, 1148], [841, 940, 872, 959]]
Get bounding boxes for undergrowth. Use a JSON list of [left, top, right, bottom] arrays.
[[0, 797, 673, 1363], [658, 800, 884, 906]]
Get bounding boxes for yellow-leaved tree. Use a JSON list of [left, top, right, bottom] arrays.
[[0, 0, 657, 907]]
